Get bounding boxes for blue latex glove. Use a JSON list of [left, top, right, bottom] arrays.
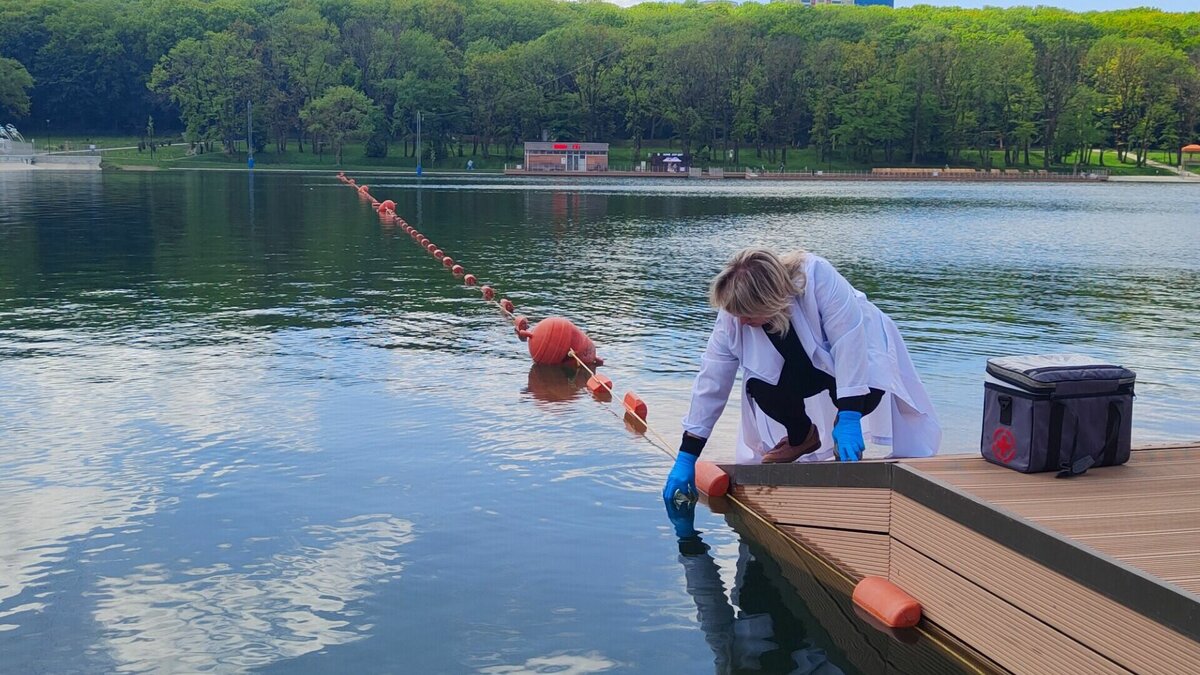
[[833, 411, 865, 462], [663, 490, 699, 539], [663, 452, 698, 502]]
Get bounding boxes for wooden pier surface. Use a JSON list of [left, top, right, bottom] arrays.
[[722, 442, 1200, 674]]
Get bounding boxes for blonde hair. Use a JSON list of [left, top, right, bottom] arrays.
[[709, 248, 808, 335]]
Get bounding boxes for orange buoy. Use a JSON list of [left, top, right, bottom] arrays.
[[481, 286, 495, 300], [587, 374, 613, 396], [623, 391, 647, 420], [499, 298, 514, 313], [464, 274, 477, 286], [525, 316, 602, 365], [695, 461, 729, 497], [380, 199, 395, 212], [451, 265, 464, 276], [852, 577, 922, 629], [513, 315, 530, 340], [442, 257, 454, 268]]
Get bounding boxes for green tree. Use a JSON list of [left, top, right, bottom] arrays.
[[0, 56, 33, 118], [149, 29, 264, 153], [1087, 36, 1189, 166], [301, 85, 376, 164]]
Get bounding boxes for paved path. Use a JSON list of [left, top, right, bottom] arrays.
[[1144, 156, 1200, 180]]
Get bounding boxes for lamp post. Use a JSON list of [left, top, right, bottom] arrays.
[[247, 100, 254, 170], [415, 110, 422, 177]]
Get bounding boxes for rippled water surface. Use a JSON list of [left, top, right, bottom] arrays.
[[1, 171, 1197, 673]]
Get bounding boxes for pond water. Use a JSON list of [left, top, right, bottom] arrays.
[[1, 171, 1197, 673]]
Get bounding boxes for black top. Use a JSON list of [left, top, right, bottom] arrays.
[[766, 323, 875, 413]]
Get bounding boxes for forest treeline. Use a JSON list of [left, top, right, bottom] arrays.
[[1, 0, 1198, 168]]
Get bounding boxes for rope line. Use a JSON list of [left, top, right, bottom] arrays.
[[341, 174, 990, 673]]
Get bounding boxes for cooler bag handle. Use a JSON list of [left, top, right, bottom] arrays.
[[1053, 401, 1123, 478], [1101, 401, 1122, 466], [1052, 403, 1094, 478]]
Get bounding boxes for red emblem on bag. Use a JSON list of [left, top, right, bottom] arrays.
[[992, 428, 1016, 464]]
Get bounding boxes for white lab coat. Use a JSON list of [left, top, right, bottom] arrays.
[[682, 255, 941, 464]]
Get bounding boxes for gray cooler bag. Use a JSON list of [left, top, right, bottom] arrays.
[[982, 354, 1135, 477]]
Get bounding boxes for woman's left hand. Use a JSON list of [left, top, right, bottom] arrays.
[[832, 411, 865, 461]]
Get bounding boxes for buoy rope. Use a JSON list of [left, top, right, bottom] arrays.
[[341, 174, 991, 672], [340, 172, 678, 461], [566, 348, 677, 460]]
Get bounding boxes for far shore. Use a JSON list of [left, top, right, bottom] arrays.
[[6, 162, 1197, 184]]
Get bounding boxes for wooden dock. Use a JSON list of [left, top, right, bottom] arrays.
[[720, 442, 1200, 674]]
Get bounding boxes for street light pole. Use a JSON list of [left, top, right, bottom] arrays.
[[415, 110, 422, 177], [247, 99, 255, 170]]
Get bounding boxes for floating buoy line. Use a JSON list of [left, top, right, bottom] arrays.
[[336, 172, 720, 480], [336, 173, 997, 669]]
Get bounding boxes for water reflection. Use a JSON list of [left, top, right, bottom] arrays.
[[1, 172, 1197, 672], [666, 497, 848, 674], [478, 651, 619, 674], [93, 515, 412, 672], [525, 364, 590, 405]]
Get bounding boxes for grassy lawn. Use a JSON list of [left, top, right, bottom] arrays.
[[48, 130, 1173, 176], [1146, 150, 1200, 174]]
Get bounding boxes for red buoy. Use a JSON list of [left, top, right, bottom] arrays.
[[464, 274, 477, 286], [442, 257, 454, 268], [426, 244, 437, 253], [853, 578, 922, 629], [380, 199, 395, 212], [623, 391, 647, 420], [513, 315, 530, 340], [481, 286, 495, 300], [451, 265, 464, 276], [587, 374, 613, 397], [434, 249, 444, 259], [695, 461, 729, 497], [525, 317, 602, 365], [499, 298, 514, 313]]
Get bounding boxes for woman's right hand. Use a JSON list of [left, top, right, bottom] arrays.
[[663, 452, 698, 502]]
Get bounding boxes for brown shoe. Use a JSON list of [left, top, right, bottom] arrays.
[[762, 425, 822, 463]]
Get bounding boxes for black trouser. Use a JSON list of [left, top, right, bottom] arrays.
[[746, 373, 884, 444]]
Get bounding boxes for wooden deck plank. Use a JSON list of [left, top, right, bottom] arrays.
[[891, 495, 1200, 673], [727, 444, 1200, 670], [889, 541, 1132, 674], [904, 445, 1200, 596], [948, 477, 1200, 502], [1023, 509, 1200, 537], [779, 525, 890, 579], [730, 508, 998, 675], [917, 462, 1200, 486], [734, 486, 891, 533]]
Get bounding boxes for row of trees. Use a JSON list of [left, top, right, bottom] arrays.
[[2, 0, 1198, 167]]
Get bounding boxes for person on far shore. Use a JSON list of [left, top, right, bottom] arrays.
[[664, 248, 941, 502]]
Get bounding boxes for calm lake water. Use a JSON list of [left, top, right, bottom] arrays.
[[1, 171, 1197, 673]]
